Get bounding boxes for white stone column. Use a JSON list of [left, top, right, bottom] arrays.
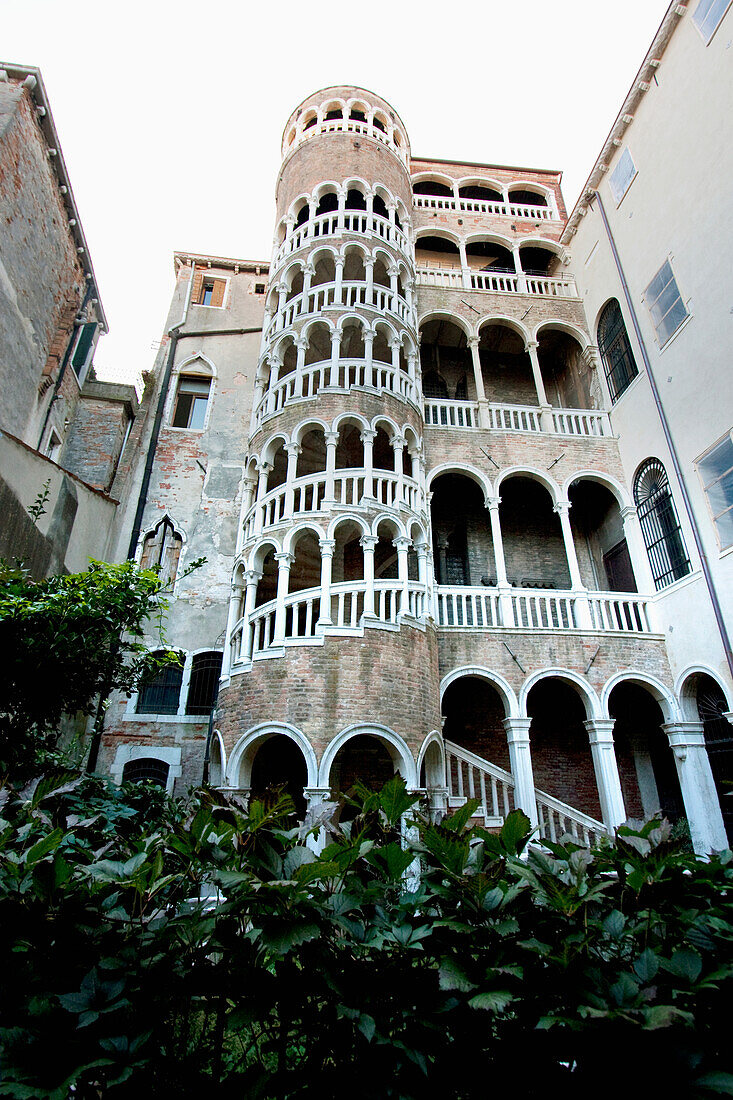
[[242, 569, 262, 661], [364, 255, 374, 303], [303, 787, 335, 854], [283, 442, 301, 519], [329, 329, 341, 387], [317, 538, 335, 626], [390, 339, 401, 390], [254, 462, 272, 534], [513, 244, 528, 293], [293, 336, 307, 398], [361, 428, 376, 502], [663, 721, 728, 854], [323, 430, 339, 506], [334, 255, 344, 306], [302, 261, 315, 300], [486, 496, 514, 627], [222, 580, 245, 677], [458, 241, 471, 289], [392, 434, 406, 507], [503, 718, 538, 827], [621, 505, 656, 596], [525, 340, 552, 427], [394, 535, 411, 615], [361, 534, 377, 617], [266, 360, 280, 414], [416, 544, 429, 617], [272, 552, 294, 645], [336, 186, 346, 230], [555, 500, 592, 628], [468, 336, 489, 428], [363, 330, 374, 389], [584, 719, 626, 833]]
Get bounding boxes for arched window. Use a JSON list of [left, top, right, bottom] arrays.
[[598, 299, 639, 402], [186, 651, 223, 716], [139, 516, 183, 583], [172, 373, 212, 429], [122, 757, 170, 786], [634, 459, 691, 589], [136, 652, 184, 715]]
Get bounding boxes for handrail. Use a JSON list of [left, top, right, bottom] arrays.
[[436, 585, 654, 634], [413, 194, 557, 220], [266, 279, 413, 337], [274, 210, 410, 265], [423, 399, 610, 437]]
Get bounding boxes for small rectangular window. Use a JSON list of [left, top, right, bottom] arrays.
[[609, 148, 637, 205], [255, 283, 266, 294], [70, 321, 98, 384], [693, 0, 731, 43], [44, 430, 62, 462], [698, 431, 733, 549], [644, 259, 689, 346], [172, 376, 211, 429], [196, 277, 226, 307]]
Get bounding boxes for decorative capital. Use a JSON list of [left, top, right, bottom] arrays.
[[553, 500, 571, 516], [360, 534, 378, 550], [620, 505, 638, 522], [284, 441, 301, 456], [525, 339, 539, 351], [393, 536, 412, 550], [468, 336, 480, 349], [360, 428, 377, 443], [274, 552, 295, 568], [318, 538, 336, 555], [324, 430, 340, 445], [485, 495, 501, 511]]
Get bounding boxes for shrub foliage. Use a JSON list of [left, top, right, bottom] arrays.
[[1, 774, 732, 1098]]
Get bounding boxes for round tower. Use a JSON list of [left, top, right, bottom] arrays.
[[217, 87, 443, 810]]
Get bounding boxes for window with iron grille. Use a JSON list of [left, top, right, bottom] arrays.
[[185, 651, 223, 716], [136, 653, 183, 714], [122, 757, 170, 786], [697, 430, 733, 549], [634, 459, 691, 590], [597, 299, 639, 402]]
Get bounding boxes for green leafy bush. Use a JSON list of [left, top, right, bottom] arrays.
[[0, 774, 732, 1098]]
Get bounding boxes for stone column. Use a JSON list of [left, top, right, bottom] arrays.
[[360, 428, 376, 501], [416, 544, 429, 617], [503, 718, 538, 827], [363, 330, 374, 389], [392, 435, 406, 507], [584, 719, 626, 832], [663, 721, 728, 854], [555, 500, 592, 628], [361, 534, 377, 618], [254, 462, 272, 534], [333, 255, 344, 306], [329, 328, 341, 387], [221, 580, 245, 677], [525, 339, 553, 432], [303, 787, 335, 854], [621, 505, 656, 596], [394, 535, 411, 615], [364, 255, 374, 303], [468, 336, 489, 428], [513, 244, 527, 293], [293, 336, 307, 399], [302, 262, 314, 299], [336, 186, 346, 230], [323, 430, 339, 507], [390, 339, 401, 389], [242, 569, 262, 661], [458, 241, 471, 289], [272, 552, 294, 645], [486, 496, 514, 627], [317, 538, 335, 626], [266, 360, 280, 414], [283, 442, 301, 519]]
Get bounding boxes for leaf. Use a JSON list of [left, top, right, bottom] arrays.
[[633, 948, 659, 983], [282, 845, 316, 880], [365, 842, 415, 880], [666, 947, 703, 983], [357, 1014, 376, 1042], [441, 799, 480, 833], [378, 776, 420, 826], [499, 809, 532, 855], [695, 1072, 733, 1095], [468, 990, 514, 1012], [603, 909, 626, 939], [438, 959, 476, 992], [25, 828, 64, 866]]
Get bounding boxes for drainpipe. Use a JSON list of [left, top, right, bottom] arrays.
[[37, 280, 96, 451], [593, 190, 733, 681], [126, 263, 196, 560]]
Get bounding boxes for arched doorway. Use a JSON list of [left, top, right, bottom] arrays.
[[609, 681, 683, 824], [249, 735, 308, 818]]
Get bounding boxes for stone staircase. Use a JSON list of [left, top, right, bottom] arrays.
[[444, 740, 606, 848]]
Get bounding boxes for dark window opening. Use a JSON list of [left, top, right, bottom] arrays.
[[508, 189, 548, 207], [459, 185, 503, 202], [598, 299, 639, 402], [186, 651, 223, 716], [349, 108, 366, 122], [136, 656, 183, 715], [172, 376, 211, 429], [122, 758, 170, 786], [325, 109, 343, 120], [372, 115, 386, 133], [413, 180, 453, 197], [255, 283, 265, 294], [634, 459, 691, 590]]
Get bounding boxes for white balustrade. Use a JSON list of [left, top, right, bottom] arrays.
[[551, 408, 610, 437], [436, 585, 654, 634], [415, 266, 577, 297], [413, 195, 556, 221], [274, 210, 409, 265], [487, 403, 542, 432], [266, 279, 413, 337], [254, 359, 420, 427], [231, 579, 428, 661], [444, 739, 605, 845], [290, 117, 408, 165], [424, 399, 481, 429], [242, 469, 422, 539]]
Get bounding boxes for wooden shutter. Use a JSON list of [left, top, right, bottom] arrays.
[[211, 279, 226, 308], [191, 269, 204, 304], [71, 322, 97, 377]]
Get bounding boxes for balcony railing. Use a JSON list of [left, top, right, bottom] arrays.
[[415, 266, 578, 297], [424, 399, 610, 437], [242, 469, 423, 540], [230, 579, 428, 662], [267, 279, 413, 338], [274, 210, 409, 266], [413, 194, 557, 221], [254, 359, 419, 428], [436, 585, 655, 634], [289, 117, 408, 165]]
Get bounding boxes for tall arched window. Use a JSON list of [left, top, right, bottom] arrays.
[[634, 459, 691, 589], [139, 516, 183, 583], [598, 299, 639, 402]]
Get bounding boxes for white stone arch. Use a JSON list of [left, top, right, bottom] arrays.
[[281, 257, 306, 290], [344, 96, 370, 119], [676, 665, 733, 721], [261, 431, 290, 465], [270, 331, 298, 365], [417, 730, 447, 789], [476, 314, 532, 345], [226, 721, 318, 789], [520, 668, 601, 720], [327, 512, 371, 541], [417, 309, 473, 339], [335, 311, 369, 336], [312, 178, 342, 203], [455, 174, 505, 195], [517, 235, 565, 259], [601, 671, 679, 723], [495, 465, 561, 504], [440, 666, 519, 719], [371, 315, 401, 343], [463, 229, 515, 252], [321, 96, 347, 115], [330, 410, 371, 435], [372, 244, 397, 270], [111, 744, 182, 796], [301, 315, 335, 344], [562, 470, 632, 511], [283, 520, 327, 556], [208, 729, 227, 787], [407, 517, 429, 548], [342, 175, 371, 199], [317, 723, 417, 788], [288, 191, 312, 222], [414, 225, 462, 248], [291, 415, 331, 446], [339, 238, 370, 262], [426, 461, 492, 500], [370, 512, 408, 539], [372, 182, 397, 209], [411, 171, 455, 191], [309, 242, 339, 268], [532, 319, 590, 348], [370, 412, 401, 439], [246, 536, 282, 573], [506, 179, 555, 206]]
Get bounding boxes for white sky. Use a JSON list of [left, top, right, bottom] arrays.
[[3, 0, 670, 385]]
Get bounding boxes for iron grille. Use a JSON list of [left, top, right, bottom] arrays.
[[185, 651, 223, 716], [136, 656, 183, 715], [122, 757, 170, 786], [598, 300, 638, 402], [634, 459, 691, 590]]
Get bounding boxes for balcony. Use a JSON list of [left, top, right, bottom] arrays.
[[415, 265, 578, 298], [266, 280, 413, 339], [436, 585, 655, 634], [413, 194, 558, 221], [274, 211, 410, 267], [423, 398, 610, 437]]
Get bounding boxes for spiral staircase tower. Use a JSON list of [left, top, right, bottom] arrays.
[[217, 88, 443, 808]]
